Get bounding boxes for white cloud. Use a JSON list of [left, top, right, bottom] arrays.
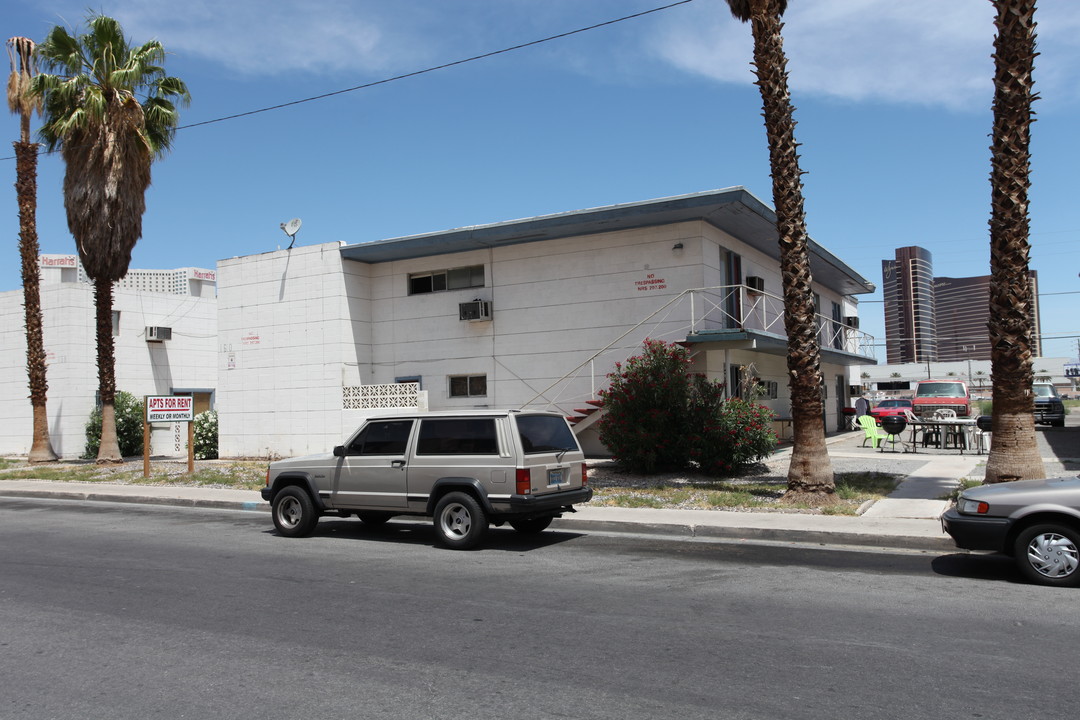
[[41, 0, 1080, 108], [647, 0, 1080, 111], [109, 0, 398, 76]]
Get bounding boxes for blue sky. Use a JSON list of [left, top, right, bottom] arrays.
[[4, 0, 1080, 360]]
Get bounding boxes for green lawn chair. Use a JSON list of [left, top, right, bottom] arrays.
[[858, 414, 887, 449]]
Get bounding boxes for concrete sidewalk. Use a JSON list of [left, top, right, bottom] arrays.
[[0, 441, 973, 552]]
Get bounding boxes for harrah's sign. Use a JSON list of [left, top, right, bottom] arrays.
[[39, 254, 78, 268], [190, 268, 216, 281]]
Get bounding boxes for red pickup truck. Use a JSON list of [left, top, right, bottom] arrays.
[[912, 379, 971, 418]]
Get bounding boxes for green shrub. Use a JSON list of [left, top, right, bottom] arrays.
[[690, 397, 779, 476], [597, 339, 777, 475], [84, 391, 145, 458], [193, 410, 219, 460]]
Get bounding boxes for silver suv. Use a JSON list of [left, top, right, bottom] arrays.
[[261, 410, 592, 549]]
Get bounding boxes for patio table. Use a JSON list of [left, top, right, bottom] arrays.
[[903, 418, 977, 453]]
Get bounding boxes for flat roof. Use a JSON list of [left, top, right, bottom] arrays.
[[339, 187, 876, 296]]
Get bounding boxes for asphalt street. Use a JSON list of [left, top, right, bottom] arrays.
[[1, 497, 1073, 720]]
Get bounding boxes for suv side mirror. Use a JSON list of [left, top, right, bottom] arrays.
[[333, 445, 346, 457]]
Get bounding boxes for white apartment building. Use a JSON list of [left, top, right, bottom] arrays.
[[0, 259, 218, 458], [217, 188, 877, 458]]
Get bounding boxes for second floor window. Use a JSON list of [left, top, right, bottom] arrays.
[[409, 265, 484, 295]]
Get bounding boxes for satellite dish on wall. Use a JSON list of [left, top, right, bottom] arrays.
[[280, 218, 302, 249]]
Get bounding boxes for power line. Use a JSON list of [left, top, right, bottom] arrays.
[[1, 1, 695, 160]]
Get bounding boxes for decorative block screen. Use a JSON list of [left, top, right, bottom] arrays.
[[343, 382, 420, 410]]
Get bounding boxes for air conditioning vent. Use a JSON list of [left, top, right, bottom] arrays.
[[843, 315, 860, 328], [145, 326, 172, 342], [745, 276, 765, 293], [458, 301, 491, 322]]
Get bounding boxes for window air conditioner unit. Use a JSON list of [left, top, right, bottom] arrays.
[[145, 326, 172, 342], [745, 276, 765, 293], [843, 315, 860, 328], [458, 300, 491, 321]]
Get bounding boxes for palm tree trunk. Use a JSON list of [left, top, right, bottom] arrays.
[[15, 139, 58, 462], [984, 0, 1044, 483], [744, 0, 834, 500], [94, 277, 123, 463]]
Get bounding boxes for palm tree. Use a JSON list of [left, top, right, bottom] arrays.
[[7, 37, 57, 462], [31, 15, 189, 462], [984, 0, 1044, 483], [723, 0, 834, 502]]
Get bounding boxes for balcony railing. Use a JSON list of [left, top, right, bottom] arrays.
[[685, 285, 874, 357], [524, 284, 876, 419]]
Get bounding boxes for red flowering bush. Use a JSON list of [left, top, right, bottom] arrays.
[[597, 339, 777, 476]]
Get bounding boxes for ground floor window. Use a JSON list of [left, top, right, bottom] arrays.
[[449, 374, 486, 398]]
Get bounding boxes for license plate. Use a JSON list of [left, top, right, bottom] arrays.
[[547, 468, 565, 485]]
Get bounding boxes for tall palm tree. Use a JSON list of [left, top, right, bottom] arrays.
[[7, 36, 57, 462], [984, 0, 1044, 483], [31, 15, 189, 462], [724, 0, 834, 502]]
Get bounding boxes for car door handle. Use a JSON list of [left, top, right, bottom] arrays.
[[391, 460, 406, 469]]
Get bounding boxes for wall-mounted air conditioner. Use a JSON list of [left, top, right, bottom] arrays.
[[145, 326, 172, 342], [843, 316, 860, 329], [458, 301, 492, 322], [745, 276, 765, 293]]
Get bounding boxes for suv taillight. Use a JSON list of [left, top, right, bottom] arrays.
[[516, 468, 531, 495], [581, 462, 588, 486]]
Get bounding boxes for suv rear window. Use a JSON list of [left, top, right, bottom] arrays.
[[416, 418, 499, 455], [517, 415, 578, 454]]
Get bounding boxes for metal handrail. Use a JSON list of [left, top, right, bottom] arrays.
[[523, 284, 875, 416]]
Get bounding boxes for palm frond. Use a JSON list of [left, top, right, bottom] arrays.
[[725, 0, 789, 22]]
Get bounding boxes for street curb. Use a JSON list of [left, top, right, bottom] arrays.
[[0, 487, 953, 552], [550, 517, 957, 552], [0, 488, 269, 513]]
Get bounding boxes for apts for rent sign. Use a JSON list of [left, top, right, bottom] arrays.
[[146, 395, 194, 423]]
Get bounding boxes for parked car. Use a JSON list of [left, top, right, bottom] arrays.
[[1033, 383, 1066, 427], [869, 399, 913, 422], [912, 379, 970, 418], [941, 476, 1080, 587], [261, 410, 592, 549]]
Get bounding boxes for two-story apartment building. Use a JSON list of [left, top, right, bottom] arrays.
[[217, 187, 876, 457]]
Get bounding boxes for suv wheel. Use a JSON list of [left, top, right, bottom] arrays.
[[272, 487, 319, 538], [434, 492, 487, 549], [509, 517, 553, 534], [1014, 523, 1080, 587]]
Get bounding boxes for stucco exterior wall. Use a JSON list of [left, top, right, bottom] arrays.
[[216, 243, 370, 458]]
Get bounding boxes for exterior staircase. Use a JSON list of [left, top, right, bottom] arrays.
[[567, 399, 605, 433]]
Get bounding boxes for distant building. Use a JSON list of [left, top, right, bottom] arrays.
[[38, 254, 217, 297], [882, 246, 936, 364], [881, 247, 1041, 363]]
